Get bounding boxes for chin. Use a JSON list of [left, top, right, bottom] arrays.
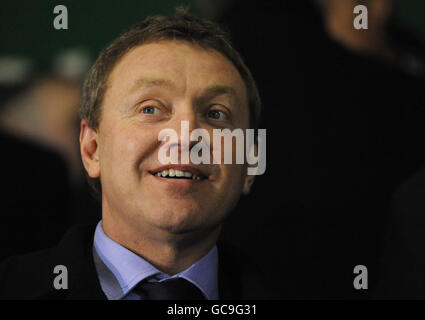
[[148, 206, 205, 234]]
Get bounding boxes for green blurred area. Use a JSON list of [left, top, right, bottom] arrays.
[[0, 0, 199, 65], [0, 0, 424, 67], [393, 0, 425, 40]]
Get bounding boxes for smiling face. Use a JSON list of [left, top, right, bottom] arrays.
[[80, 40, 255, 241]]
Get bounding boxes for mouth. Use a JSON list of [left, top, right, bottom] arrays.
[[149, 165, 208, 181]]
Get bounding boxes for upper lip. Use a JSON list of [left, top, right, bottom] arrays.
[[149, 164, 208, 178]]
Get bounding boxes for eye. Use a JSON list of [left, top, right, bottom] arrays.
[[141, 106, 162, 114], [207, 109, 228, 121]]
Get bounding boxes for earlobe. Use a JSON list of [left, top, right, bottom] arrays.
[[242, 174, 255, 195], [80, 120, 101, 178]]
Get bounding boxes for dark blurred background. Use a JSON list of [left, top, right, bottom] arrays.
[[1, 0, 424, 299]]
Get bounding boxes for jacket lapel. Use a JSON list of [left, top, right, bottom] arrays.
[[36, 224, 107, 300]]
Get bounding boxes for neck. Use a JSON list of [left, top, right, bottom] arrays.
[[102, 212, 221, 275]]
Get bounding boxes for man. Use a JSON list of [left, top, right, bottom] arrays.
[[0, 9, 269, 300]]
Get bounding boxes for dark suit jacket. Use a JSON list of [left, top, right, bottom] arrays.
[[0, 224, 271, 300], [374, 167, 425, 299]]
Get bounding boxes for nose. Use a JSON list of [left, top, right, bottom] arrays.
[[169, 106, 202, 149], [159, 104, 207, 164], [174, 105, 197, 131]]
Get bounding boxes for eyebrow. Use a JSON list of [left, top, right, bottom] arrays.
[[130, 78, 242, 107], [195, 85, 241, 108], [129, 77, 175, 94]]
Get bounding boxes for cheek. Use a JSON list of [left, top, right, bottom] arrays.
[[211, 134, 246, 165], [217, 164, 246, 195], [209, 164, 246, 219], [99, 124, 159, 184]]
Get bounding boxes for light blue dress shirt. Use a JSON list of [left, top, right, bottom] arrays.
[[92, 221, 219, 300]]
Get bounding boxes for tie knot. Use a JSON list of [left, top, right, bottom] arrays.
[[135, 277, 206, 300]]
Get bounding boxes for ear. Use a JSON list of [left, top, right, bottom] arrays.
[[242, 143, 257, 195], [80, 119, 100, 178]]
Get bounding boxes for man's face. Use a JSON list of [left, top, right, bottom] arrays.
[[82, 40, 253, 238]]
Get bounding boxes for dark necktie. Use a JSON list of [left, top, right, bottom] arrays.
[[135, 277, 206, 300]]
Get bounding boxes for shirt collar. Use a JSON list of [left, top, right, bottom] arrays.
[[93, 221, 219, 300]]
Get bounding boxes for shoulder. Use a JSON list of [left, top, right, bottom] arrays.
[[217, 242, 274, 299], [0, 248, 52, 299], [0, 224, 100, 300]]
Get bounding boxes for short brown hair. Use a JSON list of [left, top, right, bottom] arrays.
[[79, 7, 261, 199]]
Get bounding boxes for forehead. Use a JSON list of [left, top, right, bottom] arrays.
[[106, 40, 247, 104]]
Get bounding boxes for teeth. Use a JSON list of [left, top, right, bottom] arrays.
[[155, 169, 200, 179]]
